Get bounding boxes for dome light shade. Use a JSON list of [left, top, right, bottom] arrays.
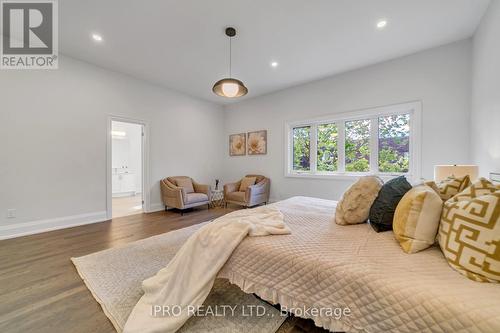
[[212, 78, 248, 98], [212, 27, 248, 98]]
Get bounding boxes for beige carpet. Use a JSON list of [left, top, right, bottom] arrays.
[[72, 222, 287, 333]]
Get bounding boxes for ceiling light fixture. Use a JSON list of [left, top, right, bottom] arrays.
[[376, 20, 388, 29], [212, 27, 248, 98], [271, 61, 279, 68], [92, 33, 103, 42]]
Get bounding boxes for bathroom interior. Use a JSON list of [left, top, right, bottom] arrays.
[[111, 121, 143, 218]]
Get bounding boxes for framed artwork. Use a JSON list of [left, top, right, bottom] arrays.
[[229, 133, 246, 156], [247, 130, 267, 155]]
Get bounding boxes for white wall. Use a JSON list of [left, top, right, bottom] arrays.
[[0, 55, 225, 238], [223, 40, 473, 202], [0, 37, 479, 239], [472, 1, 500, 177]]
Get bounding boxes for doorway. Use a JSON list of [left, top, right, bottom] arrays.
[[107, 118, 148, 218]]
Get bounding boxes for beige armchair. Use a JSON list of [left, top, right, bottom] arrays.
[[224, 174, 270, 208], [161, 176, 211, 215]]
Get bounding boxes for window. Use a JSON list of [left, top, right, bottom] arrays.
[[317, 123, 338, 172], [378, 114, 410, 173], [286, 101, 421, 180], [292, 126, 311, 171], [345, 119, 370, 172]]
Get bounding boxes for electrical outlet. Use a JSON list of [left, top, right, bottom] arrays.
[[7, 209, 16, 218]]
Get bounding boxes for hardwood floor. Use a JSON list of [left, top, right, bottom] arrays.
[[0, 206, 328, 333], [0, 207, 232, 333]]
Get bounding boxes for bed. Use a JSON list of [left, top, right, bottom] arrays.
[[217, 196, 500, 332]]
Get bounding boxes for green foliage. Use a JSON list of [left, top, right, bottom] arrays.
[[378, 114, 410, 173], [317, 124, 338, 172], [292, 113, 411, 174], [345, 119, 370, 172], [293, 126, 310, 171]]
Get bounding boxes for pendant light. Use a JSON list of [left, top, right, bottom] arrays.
[[212, 27, 248, 98]]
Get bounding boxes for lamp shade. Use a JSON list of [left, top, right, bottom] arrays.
[[434, 165, 479, 182], [212, 78, 248, 98]]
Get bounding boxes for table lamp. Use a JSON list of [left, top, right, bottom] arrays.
[[434, 165, 479, 182]]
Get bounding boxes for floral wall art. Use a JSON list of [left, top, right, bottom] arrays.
[[247, 130, 267, 155], [229, 133, 246, 156]]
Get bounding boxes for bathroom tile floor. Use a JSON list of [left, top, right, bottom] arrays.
[[112, 194, 143, 218]]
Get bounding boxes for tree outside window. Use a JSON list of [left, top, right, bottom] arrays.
[[317, 123, 338, 172], [293, 126, 310, 171], [345, 119, 370, 172], [378, 114, 410, 173]]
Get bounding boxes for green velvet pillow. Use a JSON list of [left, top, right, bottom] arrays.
[[368, 176, 412, 232]]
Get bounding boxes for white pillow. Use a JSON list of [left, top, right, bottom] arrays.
[[335, 176, 383, 225]]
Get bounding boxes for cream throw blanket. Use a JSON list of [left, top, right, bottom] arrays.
[[123, 206, 290, 333]]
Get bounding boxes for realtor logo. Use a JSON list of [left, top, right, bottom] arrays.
[[1, 0, 58, 69]]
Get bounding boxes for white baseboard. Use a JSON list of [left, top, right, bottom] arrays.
[[0, 211, 108, 240], [147, 203, 165, 213]]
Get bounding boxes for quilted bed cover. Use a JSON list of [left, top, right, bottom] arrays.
[[218, 196, 500, 333]]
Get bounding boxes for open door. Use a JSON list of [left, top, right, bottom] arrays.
[[110, 120, 144, 218]]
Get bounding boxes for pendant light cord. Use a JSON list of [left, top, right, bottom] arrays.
[[229, 36, 232, 78]]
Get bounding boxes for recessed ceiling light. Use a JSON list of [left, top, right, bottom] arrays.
[[376, 20, 388, 29], [270, 61, 279, 68], [91, 33, 103, 42]]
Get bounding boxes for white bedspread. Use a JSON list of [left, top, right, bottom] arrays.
[[123, 206, 290, 333], [218, 197, 500, 332]]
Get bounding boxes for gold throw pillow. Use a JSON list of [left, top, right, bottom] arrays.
[[393, 185, 443, 253], [447, 177, 498, 203], [425, 175, 471, 201]]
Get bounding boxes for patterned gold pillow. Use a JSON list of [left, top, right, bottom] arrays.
[[448, 177, 498, 203], [425, 175, 471, 201], [393, 185, 443, 253], [439, 190, 500, 282]]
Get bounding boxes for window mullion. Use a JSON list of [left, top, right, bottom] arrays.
[[338, 122, 345, 173], [310, 124, 318, 173], [288, 125, 294, 173], [370, 117, 378, 174]]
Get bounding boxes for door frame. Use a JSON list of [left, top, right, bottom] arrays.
[[106, 115, 151, 219]]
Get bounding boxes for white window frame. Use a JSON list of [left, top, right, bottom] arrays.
[[284, 101, 422, 182]]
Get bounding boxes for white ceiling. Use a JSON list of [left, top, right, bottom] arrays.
[[59, 0, 490, 104]]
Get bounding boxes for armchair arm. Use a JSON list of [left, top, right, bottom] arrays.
[[246, 179, 270, 204], [160, 179, 186, 208], [193, 181, 211, 200]]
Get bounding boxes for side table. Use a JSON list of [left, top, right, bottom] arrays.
[[211, 189, 224, 208]]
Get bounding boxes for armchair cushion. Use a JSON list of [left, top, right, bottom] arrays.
[[185, 193, 209, 204], [175, 177, 195, 194], [239, 176, 257, 192], [226, 191, 246, 203]]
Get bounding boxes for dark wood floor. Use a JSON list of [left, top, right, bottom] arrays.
[[0, 206, 328, 333]]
